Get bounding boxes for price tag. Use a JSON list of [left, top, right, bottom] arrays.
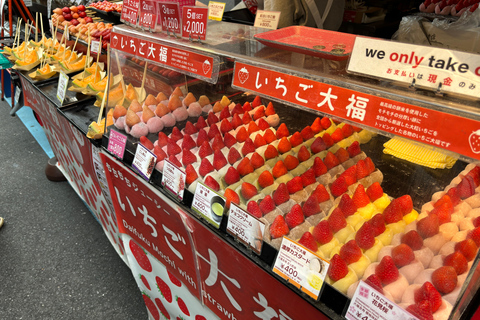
[[24, 0, 32, 7], [208, 1, 225, 21], [139, 0, 157, 30], [56, 71, 69, 104], [272, 237, 329, 300], [346, 281, 410, 320], [132, 142, 157, 181], [91, 40, 100, 54], [121, 0, 140, 25], [14, 86, 21, 105], [65, 26, 70, 41], [107, 129, 127, 159], [182, 6, 208, 40], [158, 2, 181, 35], [161, 159, 186, 201], [227, 203, 265, 254], [254, 10, 281, 29], [192, 182, 225, 228], [47, 0, 52, 18], [49, 20, 53, 34]]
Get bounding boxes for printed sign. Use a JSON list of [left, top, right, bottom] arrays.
[[56, 71, 69, 104], [121, 0, 140, 25], [208, 1, 225, 21], [132, 142, 157, 180], [158, 2, 181, 35], [191, 182, 225, 228], [182, 6, 208, 41], [161, 159, 186, 200], [138, 0, 157, 30], [107, 129, 127, 159], [254, 10, 281, 30], [91, 40, 100, 54], [226, 203, 265, 254]]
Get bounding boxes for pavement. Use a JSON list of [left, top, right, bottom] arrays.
[[0, 97, 147, 319]]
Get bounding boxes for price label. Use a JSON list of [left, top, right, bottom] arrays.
[[91, 40, 100, 54], [121, 0, 140, 25], [132, 142, 157, 181], [191, 182, 225, 229], [24, 0, 32, 7], [56, 71, 69, 104], [346, 281, 410, 320], [272, 237, 329, 300], [227, 203, 265, 254], [65, 26, 70, 41], [14, 86, 21, 105], [139, 0, 157, 29], [182, 6, 208, 40], [208, 1, 225, 21], [107, 129, 127, 159], [161, 159, 186, 201], [254, 10, 281, 29], [158, 2, 181, 35]]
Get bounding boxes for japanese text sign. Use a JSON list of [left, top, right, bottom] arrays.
[[192, 182, 225, 228], [161, 159, 186, 201], [158, 2, 181, 34], [254, 10, 281, 30], [182, 6, 208, 40], [107, 129, 127, 159], [132, 142, 157, 180], [56, 71, 69, 104], [232, 61, 480, 161], [121, 0, 140, 25], [348, 37, 480, 100], [208, 1, 225, 21], [138, 0, 157, 30], [227, 203, 265, 254]]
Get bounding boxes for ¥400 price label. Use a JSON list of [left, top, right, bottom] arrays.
[[226, 203, 265, 254], [182, 6, 208, 41]]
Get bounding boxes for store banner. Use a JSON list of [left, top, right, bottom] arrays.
[[232, 61, 480, 161], [100, 152, 201, 300]]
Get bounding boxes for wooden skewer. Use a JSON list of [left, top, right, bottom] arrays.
[[40, 13, 44, 45], [140, 60, 148, 96], [114, 50, 126, 94], [94, 35, 102, 82], [12, 18, 20, 51], [97, 44, 110, 124], [71, 35, 79, 56], [16, 18, 22, 50], [52, 21, 59, 49], [23, 22, 28, 61], [35, 12, 38, 43], [82, 30, 91, 80]]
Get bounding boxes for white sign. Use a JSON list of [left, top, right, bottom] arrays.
[[254, 10, 281, 30], [24, 0, 32, 7], [272, 237, 329, 300], [132, 143, 157, 180], [348, 37, 480, 99], [91, 40, 100, 54], [227, 203, 265, 254], [161, 159, 186, 201], [56, 71, 69, 104], [191, 182, 225, 228], [346, 281, 414, 320]]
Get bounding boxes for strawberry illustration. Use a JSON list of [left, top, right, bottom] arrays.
[[143, 293, 160, 320], [469, 129, 480, 153], [177, 296, 190, 316], [155, 297, 171, 319], [156, 276, 173, 303], [140, 274, 151, 290], [238, 67, 249, 84], [195, 316, 207, 320], [130, 240, 152, 272], [203, 59, 211, 75], [168, 270, 182, 287]]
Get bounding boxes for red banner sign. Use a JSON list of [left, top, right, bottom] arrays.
[[121, 0, 140, 25], [182, 6, 208, 41], [111, 32, 216, 81], [138, 0, 157, 29], [232, 61, 480, 161], [158, 2, 181, 34]]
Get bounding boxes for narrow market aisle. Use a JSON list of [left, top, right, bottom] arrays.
[[0, 100, 147, 319]]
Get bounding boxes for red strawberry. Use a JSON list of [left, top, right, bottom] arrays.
[[331, 128, 344, 143], [270, 215, 290, 239], [195, 116, 207, 130], [352, 184, 370, 208], [157, 132, 169, 147], [401, 230, 423, 250], [140, 136, 154, 150], [204, 176, 220, 191], [185, 165, 198, 185], [241, 101, 252, 112], [300, 168, 316, 187], [364, 274, 383, 294], [224, 167, 240, 185], [392, 243, 415, 267], [219, 105, 231, 120], [263, 129, 276, 144], [258, 170, 274, 188], [364, 157, 375, 174], [289, 132, 303, 147], [242, 111, 252, 125], [156, 276, 173, 302], [273, 183, 289, 205], [155, 297, 171, 319], [264, 144, 279, 160], [444, 251, 468, 275], [250, 152, 265, 169], [312, 184, 330, 203], [455, 238, 478, 261], [311, 117, 322, 133], [323, 151, 340, 170], [347, 141, 361, 157], [297, 231, 318, 252], [236, 157, 254, 176], [143, 293, 160, 320], [167, 139, 182, 156], [276, 123, 289, 139], [277, 137, 292, 154], [340, 166, 357, 186], [369, 213, 386, 237], [236, 127, 249, 143], [457, 175, 476, 199], [397, 195, 413, 215], [241, 182, 258, 200], [414, 281, 442, 313], [207, 112, 219, 126], [341, 124, 354, 138], [170, 127, 184, 142], [230, 113, 243, 129], [322, 132, 334, 148], [177, 296, 190, 316], [212, 150, 227, 170], [302, 195, 322, 217], [182, 148, 197, 167], [366, 182, 383, 202], [330, 176, 348, 198], [220, 119, 233, 135], [320, 117, 332, 129], [196, 128, 208, 147], [446, 187, 461, 206], [383, 200, 403, 224], [285, 204, 304, 229], [223, 132, 237, 149], [227, 148, 242, 165], [247, 200, 263, 218], [154, 146, 167, 162], [257, 118, 270, 131], [241, 138, 256, 157], [253, 106, 265, 120], [432, 266, 458, 294], [434, 194, 453, 209], [231, 103, 244, 116], [224, 188, 240, 208], [313, 157, 328, 177], [417, 214, 439, 239], [355, 159, 369, 180], [328, 207, 347, 233], [265, 102, 275, 116], [207, 124, 220, 140], [312, 220, 333, 244], [340, 239, 362, 264], [130, 240, 152, 272], [181, 134, 196, 150], [300, 126, 315, 140], [259, 195, 275, 214], [467, 166, 480, 186], [355, 222, 375, 250], [198, 158, 214, 177], [254, 134, 267, 148], [286, 176, 303, 194], [328, 254, 349, 282], [338, 194, 357, 217], [184, 121, 198, 135], [252, 96, 262, 108], [430, 202, 452, 225], [406, 302, 434, 320], [284, 155, 299, 170], [297, 146, 311, 163], [335, 147, 350, 163], [247, 121, 261, 135], [198, 141, 213, 159], [310, 137, 327, 154], [375, 256, 399, 285], [211, 134, 225, 152], [352, 125, 362, 132], [469, 227, 480, 246], [272, 161, 288, 178]]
